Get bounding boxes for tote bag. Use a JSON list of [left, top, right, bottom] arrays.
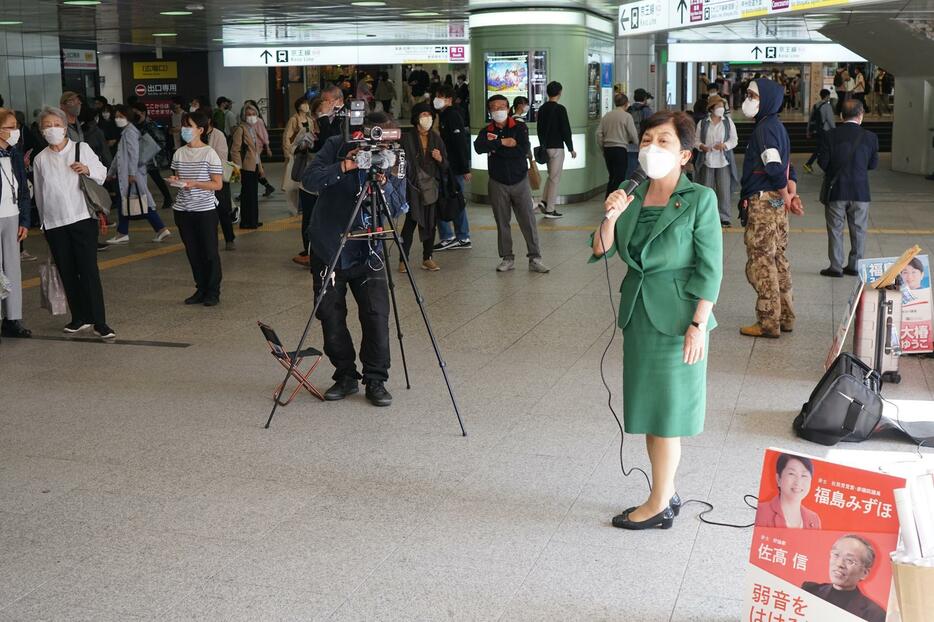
[[121, 181, 148, 217], [39, 258, 68, 316]]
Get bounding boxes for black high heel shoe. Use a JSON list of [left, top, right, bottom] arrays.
[[670, 493, 682, 517], [612, 506, 675, 530]]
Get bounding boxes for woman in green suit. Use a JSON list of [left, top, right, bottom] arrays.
[[591, 111, 723, 530]]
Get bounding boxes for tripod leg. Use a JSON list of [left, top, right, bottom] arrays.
[[376, 198, 466, 437], [381, 243, 412, 390], [265, 187, 369, 429]]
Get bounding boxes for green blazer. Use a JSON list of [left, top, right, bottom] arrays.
[[590, 174, 724, 337]]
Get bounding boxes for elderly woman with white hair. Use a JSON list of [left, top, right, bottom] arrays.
[[32, 106, 113, 339], [231, 101, 262, 229]]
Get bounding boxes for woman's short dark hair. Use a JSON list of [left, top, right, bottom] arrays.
[[776, 453, 814, 477], [182, 110, 210, 134], [641, 111, 696, 150], [510, 96, 529, 115], [294, 96, 309, 113], [437, 84, 455, 99], [113, 104, 132, 120]]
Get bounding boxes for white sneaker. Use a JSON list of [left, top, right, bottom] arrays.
[[20, 250, 37, 262], [496, 258, 515, 272], [106, 234, 129, 245], [152, 229, 172, 242], [529, 258, 550, 273]]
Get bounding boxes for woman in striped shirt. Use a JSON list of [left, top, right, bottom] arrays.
[[168, 111, 224, 307]]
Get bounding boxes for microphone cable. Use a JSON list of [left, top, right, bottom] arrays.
[[596, 178, 755, 530]]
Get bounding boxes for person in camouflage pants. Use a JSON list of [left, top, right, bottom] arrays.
[[744, 191, 795, 337]]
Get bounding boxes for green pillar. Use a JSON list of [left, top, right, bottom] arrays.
[[467, 9, 616, 204]]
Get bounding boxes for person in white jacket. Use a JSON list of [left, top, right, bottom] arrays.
[[694, 95, 739, 227], [33, 106, 114, 339]]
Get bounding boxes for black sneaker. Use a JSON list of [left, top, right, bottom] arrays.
[[542, 209, 563, 219], [433, 238, 457, 252], [263, 187, 275, 198], [452, 239, 472, 249], [202, 296, 220, 307], [93, 324, 116, 339], [97, 243, 109, 252], [1, 320, 31, 338], [63, 321, 92, 334], [365, 380, 392, 407], [184, 291, 204, 305], [324, 377, 359, 401]]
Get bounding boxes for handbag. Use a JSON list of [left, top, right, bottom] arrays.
[[138, 132, 161, 166], [820, 130, 866, 206], [793, 352, 883, 446], [121, 181, 147, 217], [438, 171, 466, 222], [528, 156, 541, 190], [223, 161, 240, 183], [533, 145, 548, 165], [74, 142, 111, 219], [39, 258, 69, 316], [416, 166, 439, 206], [290, 148, 311, 183]]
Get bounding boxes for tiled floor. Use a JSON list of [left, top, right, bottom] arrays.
[[1, 155, 932, 621]]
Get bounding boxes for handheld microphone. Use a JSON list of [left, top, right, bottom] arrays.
[[618, 169, 647, 198]]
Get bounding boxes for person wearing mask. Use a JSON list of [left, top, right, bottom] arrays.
[[474, 95, 549, 274], [32, 106, 113, 339], [302, 110, 408, 407], [79, 106, 112, 170], [374, 71, 396, 116], [432, 84, 472, 252], [106, 105, 171, 245], [596, 92, 639, 198], [590, 111, 722, 531], [455, 74, 470, 126], [242, 100, 275, 198], [98, 104, 119, 150], [203, 109, 236, 251], [291, 97, 328, 267], [59, 92, 84, 143], [282, 96, 314, 216], [169, 97, 184, 152], [738, 78, 805, 339], [400, 102, 446, 272], [231, 102, 262, 229], [694, 95, 739, 227], [408, 66, 430, 101], [0, 108, 32, 340], [169, 111, 224, 306], [804, 89, 836, 174], [818, 100, 878, 278], [535, 81, 575, 219], [131, 102, 173, 210]]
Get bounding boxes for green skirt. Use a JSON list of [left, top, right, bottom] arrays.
[[622, 294, 708, 437]]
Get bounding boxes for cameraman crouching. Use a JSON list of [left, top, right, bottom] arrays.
[[303, 111, 408, 407]]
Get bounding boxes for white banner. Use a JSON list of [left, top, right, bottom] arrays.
[[668, 42, 866, 62], [223, 44, 470, 67]]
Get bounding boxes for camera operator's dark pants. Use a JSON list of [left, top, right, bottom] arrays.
[[310, 254, 391, 384]]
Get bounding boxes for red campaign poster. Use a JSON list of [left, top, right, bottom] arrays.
[[744, 449, 905, 622]]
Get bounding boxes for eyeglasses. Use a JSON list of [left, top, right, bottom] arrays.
[[830, 551, 864, 568]]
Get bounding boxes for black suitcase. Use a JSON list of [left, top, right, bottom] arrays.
[[794, 352, 884, 446]]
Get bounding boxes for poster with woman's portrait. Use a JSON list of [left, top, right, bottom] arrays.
[[858, 255, 933, 353]]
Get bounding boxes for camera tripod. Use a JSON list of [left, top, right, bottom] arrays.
[[264, 165, 466, 436]]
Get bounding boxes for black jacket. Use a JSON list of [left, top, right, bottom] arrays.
[[313, 115, 343, 153], [474, 118, 530, 186], [437, 107, 470, 175], [303, 135, 407, 270], [818, 122, 879, 203], [536, 100, 573, 151], [401, 129, 448, 230], [0, 147, 32, 228], [802, 582, 885, 622]]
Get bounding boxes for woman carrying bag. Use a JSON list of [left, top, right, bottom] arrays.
[[400, 102, 447, 273], [231, 103, 261, 229], [282, 96, 315, 215], [106, 105, 171, 245]]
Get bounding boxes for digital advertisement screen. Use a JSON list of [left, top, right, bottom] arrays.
[[485, 51, 529, 109]]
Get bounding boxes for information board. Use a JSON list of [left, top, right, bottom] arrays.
[[223, 45, 470, 67]]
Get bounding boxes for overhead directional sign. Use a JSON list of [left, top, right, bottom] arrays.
[[667, 41, 866, 62], [618, 0, 882, 37], [223, 44, 470, 67]]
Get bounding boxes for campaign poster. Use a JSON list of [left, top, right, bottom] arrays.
[[858, 256, 934, 353], [745, 449, 905, 622], [825, 279, 865, 369], [485, 52, 529, 110]]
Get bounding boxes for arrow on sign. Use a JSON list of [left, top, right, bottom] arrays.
[[260, 50, 273, 64], [677, 0, 688, 24], [751, 45, 763, 59], [619, 12, 629, 31]]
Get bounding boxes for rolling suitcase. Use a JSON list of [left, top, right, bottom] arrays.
[[853, 285, 902, 384]]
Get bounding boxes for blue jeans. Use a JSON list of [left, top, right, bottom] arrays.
[[437, 174, 470, 242], [117, 207, 167, 235]]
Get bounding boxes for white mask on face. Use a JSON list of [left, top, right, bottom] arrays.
[[491, 110, 508, 123], [189, 105, 199, 113], [101, 112, 111, 120], [418, 116, 433, 131], [742, 98, 759, 118], [115, 117, 129, 128], [712, 106, 725, 118], [432, 98, 445, 110], [5, 129, 20, 146], [638, 144, 680, 180], [246, 115, 258, 125], [42, 127, 66, 145]]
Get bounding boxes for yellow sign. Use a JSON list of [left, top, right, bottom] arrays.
[[133, 61, 178, 80]]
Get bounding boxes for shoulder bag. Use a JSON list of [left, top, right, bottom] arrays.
[[528, 156, 541, 190], [533, 145, 548, 165], [438, 169, 465, 222], [820, 130, 865, 206], [74, 142, 111, 219]]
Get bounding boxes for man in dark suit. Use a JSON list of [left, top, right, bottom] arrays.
[[818, 99, 879, 278], [802, 534, 886, 622]]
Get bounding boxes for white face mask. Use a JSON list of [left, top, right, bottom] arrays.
[[432, 98, 445, 110], [712, 106, 725, 118], [246, 115, 258, 125], [4, 129, 20, 145], [638, 144, 680, 180], [742, 98, 759, 118], [189, 105, 199, 113], [491, 109, 508, 123], [101, 112, 111, 120], [418, 116, 433, 131], [42, 127, 66, 146], [115, 117, 129, 128]]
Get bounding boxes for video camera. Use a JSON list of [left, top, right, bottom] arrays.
[[339, 99, 406, 178]]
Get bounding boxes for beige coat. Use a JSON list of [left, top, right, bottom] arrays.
[[282, 113, 318, 158], [231, 123, 260, 172]]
